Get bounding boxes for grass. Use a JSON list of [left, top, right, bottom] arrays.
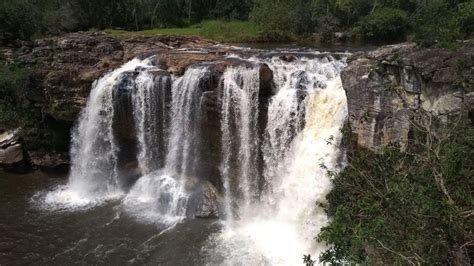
[[104, 20, 263, 43]]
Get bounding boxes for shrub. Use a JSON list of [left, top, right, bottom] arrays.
[[0, 0, 41, 40], [250, 0, 312, 40], [456, 1, 474, 38], [355, 8, 409, 41], [413, 0, 461, 48], [317, 114, 474, 264]]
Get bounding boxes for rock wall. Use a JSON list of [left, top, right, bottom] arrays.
[[0, 32, 275, 172], [341, 43, 474, 151]]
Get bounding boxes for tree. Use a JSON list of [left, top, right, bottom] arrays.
[[355, 7, 409, 41], [251, 0, 312, 39]]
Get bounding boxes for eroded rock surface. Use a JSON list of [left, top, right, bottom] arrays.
[[0, 129, 31, 173], [342, 43, 474, 150]]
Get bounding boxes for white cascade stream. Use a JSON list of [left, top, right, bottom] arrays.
[[220, 65, 261, 222], [45, 58, 156, 208], [204, 55, 348, 265], [123, 66, 210, 225], [133, 68, 170, 174]]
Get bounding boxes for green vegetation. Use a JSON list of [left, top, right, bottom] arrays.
[[0, 61, 32, 125], [355, 8, 409, 41], [0, 60, 69, 151], [105, 20, 261, 43], [315, 114, 474, 264], [1, 0, 472, 46], [250, 0, 312, 40], [413, 0, 474, 47]]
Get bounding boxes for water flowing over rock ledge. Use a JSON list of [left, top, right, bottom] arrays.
[[342, 43, 474, 151], [1, 32, 346, 171], [1, 33, 473, 171]]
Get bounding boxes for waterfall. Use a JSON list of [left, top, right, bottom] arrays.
[[123, 66, 210, 225], [133, 69, 170, 174], [204, 56, 348, 265], [164, 66, 208, 176], [40, 49, 350, 263], [220, 66, 260, 222], [45, 58, 157, 207]]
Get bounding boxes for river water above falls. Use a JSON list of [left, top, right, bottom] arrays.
[[1, 47, 348, 265]]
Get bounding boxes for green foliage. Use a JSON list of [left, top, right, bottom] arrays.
[[250, 0, 312, 40], [334, 0, 372, 27], [356, 8, 409, 41], [413, 0, 459, 47], [456, 1, 474, 37], [1, 0, 473, 46], [318, 115, 474, 264], [0, 61, 37, 126], [0, 61, 71, 150], [0, 0, 41, 40]]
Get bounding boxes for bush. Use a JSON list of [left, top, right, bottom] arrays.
[[0, 61, 31, 124], [250, 0, 312, 40], [317, 114, 474, 264], [0, 0, 41, 40], [355, 8, 409, 41], [413, 0, 461, 47], [456, 1, 474, 38]]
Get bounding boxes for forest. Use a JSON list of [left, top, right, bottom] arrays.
[[1, 0, 473, 45]]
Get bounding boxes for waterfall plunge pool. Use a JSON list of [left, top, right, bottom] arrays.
[[0, 170, 222, 265]]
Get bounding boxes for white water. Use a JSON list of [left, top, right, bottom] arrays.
[[205, 56, 348, 265], [133, 68, 170, 174], [123, 66, 210, 225], [164, 66, 208, 176], [44, 58, 156, 208], [220, 65, 261, 222]]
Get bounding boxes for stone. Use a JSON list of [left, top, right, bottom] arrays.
[[186, 180, 223, 219], [29, 151, 69, 173], [342, 42, 474, 151], [0, 130, 31, 173]]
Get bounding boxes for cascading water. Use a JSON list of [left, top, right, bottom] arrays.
[[39, 48, 349, 264], [45, 58, 157, 207], [123, 66, 210, 225], [164, 66, 209, 176], [220, 65, 261, 221], [204, 55, 348, 265], [133, 69, 170, 174]]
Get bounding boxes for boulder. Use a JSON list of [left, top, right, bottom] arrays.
[[186, 180, 224, 219], [29, 151, 69, 173], [0, 129, 31, 173]]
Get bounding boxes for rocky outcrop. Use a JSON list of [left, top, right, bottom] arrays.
[[2, 32, 217, 122], [0, 32, 233, 170], [0, 129, 31, 173], [186, 180, 223, 218], [342, 43, 474, 150]]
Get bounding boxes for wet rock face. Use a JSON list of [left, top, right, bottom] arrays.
[[0, 130, 31, 173], [6, 33, 217, 124], [342, 43, 474, 151], [186, 180, 223, 219]]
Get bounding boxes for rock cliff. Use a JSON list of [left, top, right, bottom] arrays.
[[341, 43, 474, 150], [0, 32, 275, 172]]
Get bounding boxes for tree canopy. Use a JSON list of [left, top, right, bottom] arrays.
[[0, 0, 472, 45]]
